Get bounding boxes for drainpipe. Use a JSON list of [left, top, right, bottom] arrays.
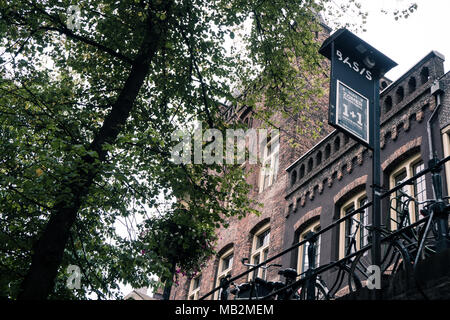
[[426, 80, 449, 253], [414, 81, 445, 299]]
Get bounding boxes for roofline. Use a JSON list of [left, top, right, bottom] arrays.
[[285, 50, 446, 173], [380, 50, 445, 95], [284, 129, 337, 172]]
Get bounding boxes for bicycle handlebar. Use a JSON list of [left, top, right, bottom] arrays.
[[243, 262, 282, 270]]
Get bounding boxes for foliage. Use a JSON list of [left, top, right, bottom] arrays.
[[139, 209, 217, 284]]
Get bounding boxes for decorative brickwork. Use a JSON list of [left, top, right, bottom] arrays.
[[333, 175, 368, 204], [381, 136, 422, 171], [293, 207, 322, 232]]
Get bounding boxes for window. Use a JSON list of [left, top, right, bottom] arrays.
[[339, 191, 368, 259], [250, 224, 270, 280], [307, 158, 313, 172], [420, 67, 429, 84], [442, 125, 450, 194], [334, 136, 340, 152], [395, 86, 404, 103], [297, 221, 321, 276], [260, 132, 279, 192], [389, 154, 427, 230], [291, 170, 297, 186], [359, 197, 370, 251], [408, 77, 416, 93], [214, 249, 233, 299], [325, 144, 331, 159], [384, 96, 393, 113], [299, 164, 305, 179], [188, 274, 201, 300], [316, 151, 322, 166]]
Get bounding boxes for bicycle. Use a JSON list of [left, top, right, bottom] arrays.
[[227, 251, 331, 300], [227, 258, 284, 300], [348, 191, 414, 295]]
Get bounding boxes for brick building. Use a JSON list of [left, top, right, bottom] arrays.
[[169, 29, 450, 299]]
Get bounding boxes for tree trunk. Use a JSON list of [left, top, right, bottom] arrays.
[[17, 15, 165, 300]]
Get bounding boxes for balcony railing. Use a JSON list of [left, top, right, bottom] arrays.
[[199, 155, 450, 300]]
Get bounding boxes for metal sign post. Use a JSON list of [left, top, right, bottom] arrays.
[[319, 29, 397, 299]]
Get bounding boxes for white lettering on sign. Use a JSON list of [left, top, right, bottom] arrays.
[[336, 80, 369, 144], [336, 50, 372, 81]]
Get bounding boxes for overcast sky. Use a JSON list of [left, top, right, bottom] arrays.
[[347, 0, 450, 81]]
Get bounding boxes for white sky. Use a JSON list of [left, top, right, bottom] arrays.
[[347, 0, 450, 81]]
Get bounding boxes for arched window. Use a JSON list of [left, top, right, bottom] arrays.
[[291, 170, 297, 186], [307, 158, 313, 172], [325, 144, 331, 159], [389, 154, 427, 230], [334, 136, 340, 152], [395, 86, 404, 103], [339, 191, 368, 259], [384, 96, 393, 113], [420, 67, 429, 84], [214, 249, 234, 299], [297, 220, 321, 276], [299, 164, 305, 179], [188, 274, 201, 300], [250, 224, 270, 280], [408, 77, 416, 93], [316, 151, 322, 166]]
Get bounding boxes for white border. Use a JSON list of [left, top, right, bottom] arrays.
[[336, 80, 370, 144]]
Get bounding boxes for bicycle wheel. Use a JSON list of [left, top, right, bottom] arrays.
[[380, 239, 412, 279], [349, 240, 412, 294], [349, 250, 371, 293], [296, 278, 329, 300], [324, 262, 362, 298]]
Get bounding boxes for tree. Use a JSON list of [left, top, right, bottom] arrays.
[[0, 0, 416, 299]]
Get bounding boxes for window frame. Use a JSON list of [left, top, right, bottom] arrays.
[[441, 125, 450, 196], [249, 223, 271, 280], [214, 249, 234, 300], [259, 132, 279, 192], [389, 154, 426, 230], [339, 191, 368, 260], [188, 274, 201, 300], [297, 220, 321, 277]]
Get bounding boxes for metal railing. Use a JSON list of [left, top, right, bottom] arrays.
[[199, 154, 450, 300]]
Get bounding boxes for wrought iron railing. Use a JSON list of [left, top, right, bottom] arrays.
[[199, 155, 450, 300]]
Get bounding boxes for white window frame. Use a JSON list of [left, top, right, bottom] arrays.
[[259, 132, 279, 192], [297, 220, 321, 277], [339, 191, 368, 260], [214, 249, 233, 300], [249, 223, 270, 280], [389, 154, 426, 230], [188, 274, 201, 300], [442, 125, 450, 195]]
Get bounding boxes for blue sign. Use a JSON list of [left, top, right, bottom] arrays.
[[336, 80, 369, 144]]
